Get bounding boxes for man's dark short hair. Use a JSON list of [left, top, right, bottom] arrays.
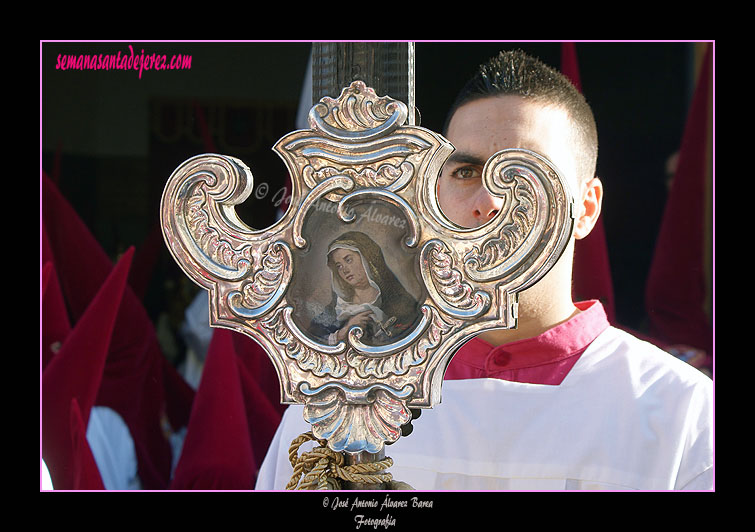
[[443, 49, 598, 182]]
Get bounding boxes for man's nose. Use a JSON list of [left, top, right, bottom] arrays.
[[472, 187, 503, 224]]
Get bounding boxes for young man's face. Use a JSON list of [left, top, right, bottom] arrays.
[[438, 95, 580, 228]]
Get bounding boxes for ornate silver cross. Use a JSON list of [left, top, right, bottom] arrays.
[[160, 80, 574, 456]]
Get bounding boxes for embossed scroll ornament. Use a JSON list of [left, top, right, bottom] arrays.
[[161, 81, 575, 455]]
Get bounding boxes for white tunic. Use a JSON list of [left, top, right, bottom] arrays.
[[86, 406, 142, 490], [255, 326, 713, 491]]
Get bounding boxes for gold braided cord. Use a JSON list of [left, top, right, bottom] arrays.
[[286, 431, 394, 490]]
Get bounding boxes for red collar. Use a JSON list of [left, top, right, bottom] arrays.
[[444, 300, 609, 385]]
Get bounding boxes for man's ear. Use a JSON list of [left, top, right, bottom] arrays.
[[573, 176, 603, 240]]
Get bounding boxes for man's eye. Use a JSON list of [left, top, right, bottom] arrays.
[[452, 166, 481, 180]]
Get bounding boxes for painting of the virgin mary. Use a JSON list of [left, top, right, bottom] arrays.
[[309, 231, 419, 346]]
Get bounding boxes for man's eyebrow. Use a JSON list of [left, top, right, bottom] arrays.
[[445, 151, 488, 166]]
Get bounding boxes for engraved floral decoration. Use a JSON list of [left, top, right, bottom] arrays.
[[422, 240, 491, 319]]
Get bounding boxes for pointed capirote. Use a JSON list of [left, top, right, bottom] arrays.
[[645, 43, 713, 356], [42, 174, 194, 488], [170, 328, 257, 490], [42, 248, 134, 490]]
